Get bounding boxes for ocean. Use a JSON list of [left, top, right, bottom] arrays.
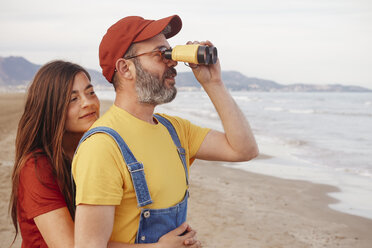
[[96, 90, 372, 220]]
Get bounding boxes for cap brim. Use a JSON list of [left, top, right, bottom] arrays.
[[134, 15, 182, 42]]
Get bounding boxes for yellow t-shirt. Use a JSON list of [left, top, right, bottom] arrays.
[[72, 104, 210, 243]]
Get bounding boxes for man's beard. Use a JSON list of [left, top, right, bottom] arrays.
[[133, 59, 177, 105]]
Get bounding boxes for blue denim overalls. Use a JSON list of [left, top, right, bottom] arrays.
[[75, 114, 189, 243]]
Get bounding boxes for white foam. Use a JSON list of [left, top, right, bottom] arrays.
[[264, 107, 284, 112], [288, 109, 315, 114], [232, 96, 251, 102]]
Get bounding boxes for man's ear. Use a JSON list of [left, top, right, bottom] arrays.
[[115, 58, 134, 80]]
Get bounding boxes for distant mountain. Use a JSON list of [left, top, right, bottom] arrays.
[[176, 71, 283, 91], [275, 83, 370, 92], [0, 56, 108, 88], [176, 71, 370, 92], [0, 56, 370, 92], [0, 56, 39, 86], [85, 69, 108, 86]]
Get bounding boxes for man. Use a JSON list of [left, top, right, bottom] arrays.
[[72, 15, 258, 247]]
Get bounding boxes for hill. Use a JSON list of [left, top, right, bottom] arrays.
[[0, 56, 39, 86], [0, 56, 370, 92]]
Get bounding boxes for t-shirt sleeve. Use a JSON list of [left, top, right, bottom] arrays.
[[18, 156, 66, 219], [72, 133, 125, 206], [160, 114, 210, 165]]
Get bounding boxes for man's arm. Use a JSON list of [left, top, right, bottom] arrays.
[[74, 204, 115, 248], [34, 207, 74, 248], [191, 40, 259, 162]]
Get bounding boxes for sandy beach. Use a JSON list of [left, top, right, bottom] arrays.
[[1, 93, 372, 247]]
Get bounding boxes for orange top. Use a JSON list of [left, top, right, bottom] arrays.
[[18, 153, 66, 248]]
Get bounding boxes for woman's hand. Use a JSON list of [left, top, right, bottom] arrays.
[[157, 223, 202, 248]]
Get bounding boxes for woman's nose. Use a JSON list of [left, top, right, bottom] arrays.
[[81, 95, 92, 108]]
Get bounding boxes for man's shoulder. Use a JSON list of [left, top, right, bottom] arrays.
[[72, 131, 123, 174], [156, 113, 190, 128], [90, 104, 117, 129], [77, 131, 119, 153]]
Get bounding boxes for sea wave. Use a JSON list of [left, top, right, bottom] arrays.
[[233, 95, 261, 102], [335, 167, 372, 179], [264, 107, 284, 112], [318, 110, 372, 118], [262, 106, 372, 117], [288, 109, 315, 114]]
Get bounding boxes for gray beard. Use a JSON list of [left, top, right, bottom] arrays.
[[133, 59, 177, 105]]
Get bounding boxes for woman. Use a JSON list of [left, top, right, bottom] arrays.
[[9, 60, 99, 247], [9, 60, 199, 248]]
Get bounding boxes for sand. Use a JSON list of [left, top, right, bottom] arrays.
[[1, 93, 372, 248]]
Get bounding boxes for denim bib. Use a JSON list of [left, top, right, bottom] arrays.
[[75, 114, 189, 243]]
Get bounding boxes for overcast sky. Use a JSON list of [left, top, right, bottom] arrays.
[[0, 0, 371, 88]]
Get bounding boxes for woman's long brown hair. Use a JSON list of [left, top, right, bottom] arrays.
[[9, 60, 91, 243]]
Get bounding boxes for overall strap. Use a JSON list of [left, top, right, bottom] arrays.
[[74, 127, 153, 207], [154, 114, 189, 186]]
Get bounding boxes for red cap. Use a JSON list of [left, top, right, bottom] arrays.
[[99, 15, 182, 83]]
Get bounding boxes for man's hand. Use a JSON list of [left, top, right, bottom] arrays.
[[187, 40, 222, 87]]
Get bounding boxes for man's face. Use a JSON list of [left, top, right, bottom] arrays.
[[132, 34, 178, 105], [134, 58, 177, 105]]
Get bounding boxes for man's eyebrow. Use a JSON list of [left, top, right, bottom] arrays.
[[154, 45, 170, 50], [71, 84, 93, 94]]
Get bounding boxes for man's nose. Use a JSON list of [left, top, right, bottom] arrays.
[[164, 57, 178, 67]]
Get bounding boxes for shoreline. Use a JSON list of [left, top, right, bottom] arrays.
[[1, 92, 372, 247], [189, 160, 372, 247], [231, 156, 372, 220]]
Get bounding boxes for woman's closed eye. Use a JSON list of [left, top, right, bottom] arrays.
[[70, 96, 78, 103]]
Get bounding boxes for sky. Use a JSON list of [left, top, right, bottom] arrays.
[[0, 0, 371, 88]]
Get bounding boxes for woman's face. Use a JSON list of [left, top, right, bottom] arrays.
[[65, 72, 100, 134]]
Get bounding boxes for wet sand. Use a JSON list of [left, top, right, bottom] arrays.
[[1, 93, 371, 247]]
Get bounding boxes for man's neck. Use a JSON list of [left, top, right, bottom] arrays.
[[114, 93, 157, 124]]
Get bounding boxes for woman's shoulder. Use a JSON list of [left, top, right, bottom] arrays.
[[18, 150, 66, 220], [21, 150, 53, 181]]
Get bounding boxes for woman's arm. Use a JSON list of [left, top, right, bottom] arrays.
[[108, 223, 201, 248], [34, 205, 200, 248], [34, 207, 74, 248]]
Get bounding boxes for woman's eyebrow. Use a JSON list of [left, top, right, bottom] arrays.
[[71, 84, 93, 94]]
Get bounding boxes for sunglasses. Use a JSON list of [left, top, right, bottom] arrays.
[[124, 47, 171, 61]]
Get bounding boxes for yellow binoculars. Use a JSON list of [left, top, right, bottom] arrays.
[[163, 45, 218, 65]]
